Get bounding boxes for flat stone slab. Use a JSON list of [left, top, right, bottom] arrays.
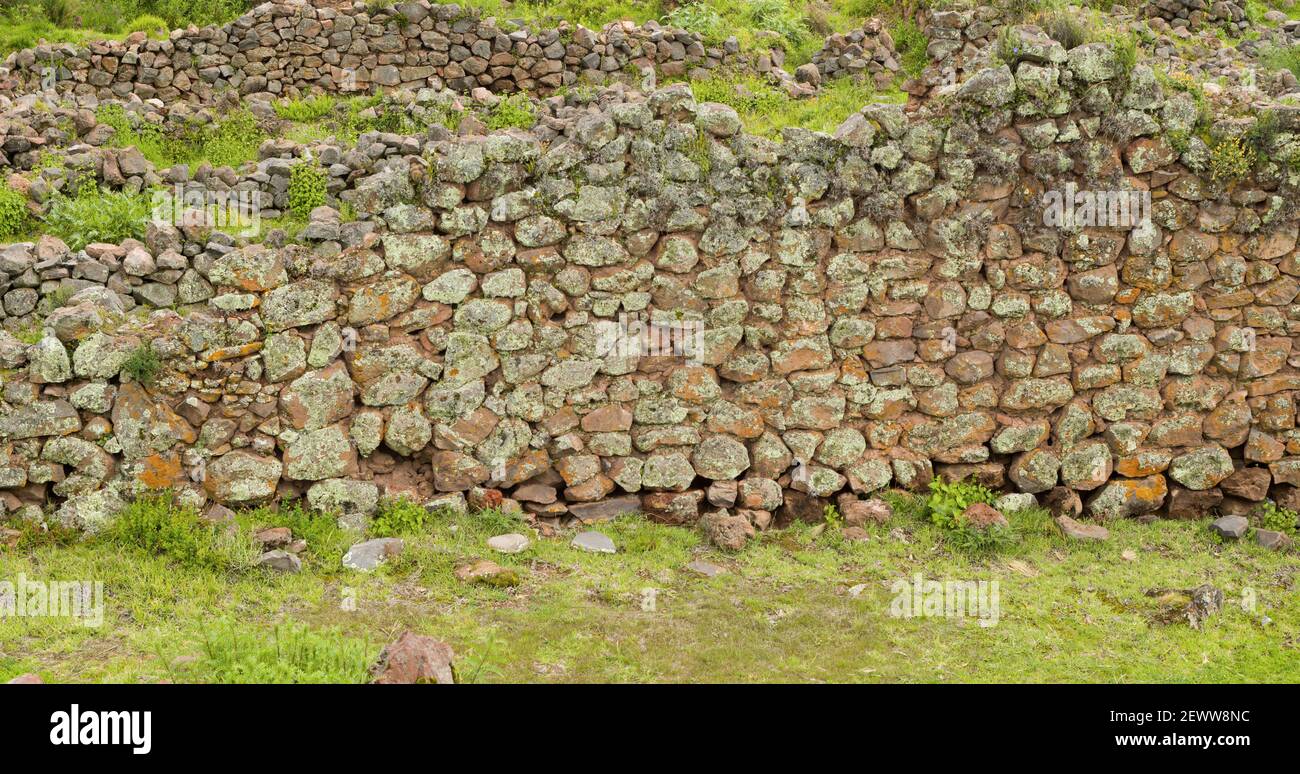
[[257, 550, 301, 573], [342, 537, 405, 571], [685, 560, 726, 577], [1055, 514, 1109, 541], [487, 533, 531, 554], [570, 530, 616, 554], [1209, 515, 1248, 540], [1255, 529, 1293, 551]]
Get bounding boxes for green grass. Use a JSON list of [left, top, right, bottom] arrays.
[[3, 491, 1299, 683], [0, 0, 247, 55], [689, 73, 898, 138], [94, 104, 264, 170]]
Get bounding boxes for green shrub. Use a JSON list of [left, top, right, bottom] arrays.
[[0, 184, 29, 238], [369, 497, 429, 538], [43, 184, 153, 250], [121, 343, 162, 385], [109, 494, 257, 572], [125, 13, 168, 33], [95, 103, 191, 167], [288, 163, 328, 217], [1208, 134, 1255, 183], [924, 477, 996, 530], [485, 94, 537, 130], [1254, 501, 1299, 535], [745, 0, 810, 51]]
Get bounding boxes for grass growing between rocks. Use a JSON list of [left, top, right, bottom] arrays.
[[688, 75, 903, 138], [2, 493, 1299, 683]]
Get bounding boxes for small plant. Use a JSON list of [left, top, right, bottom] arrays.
[[369, 497, 429, 537], [125, 14, 169, 35], [1254, 501, 1299, 535], [822, 504, 843, 530], [662, 2, 725, 42], [485, 94, 537, 131], [1208, 134, 1256, 183], [273, 95, 338, 123], [43, 184, 153, 250], [121, 343, 162, 385], [109, 494, 258, 572], [947, 522, 1018, 553], [288, 162, 328, 217], [1040, 10, 1087, 50], [200, 109, 265, 169], [891, 19, 930, 79], [1104, 30, 1138, 80], [925, 478, 996, 530], [1263, 43, 1300, 80], [994, 26, 1021, 66], [0, 183, 29, 238]]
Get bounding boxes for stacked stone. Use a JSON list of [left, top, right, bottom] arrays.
[[907, 7, 1005, 97], [2, 34, 1300, 536], [0, 0, 780, 103], [1145, 0, 1249, 34], [807, 19, 902, 90]]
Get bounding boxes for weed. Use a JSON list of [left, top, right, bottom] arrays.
[[485, 93, 537, 130], [43, 184, 153, 250], [184, 619, 375, 683], [273, 95, 338, 123], [121, 343, 162, 385], [0, 184, 29, 238], [891, 18, 930, 78], [108, 494, 258, 572], [1208, 134, 1255, 183], [1254, 500, 1299, 535], [288, 163, 328, 217], [924, 478, 996, 531], [369, 497, 429, 538]]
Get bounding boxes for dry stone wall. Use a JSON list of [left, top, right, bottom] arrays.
[[0, 0, 790, 102], [2, 22, 1300, 535]]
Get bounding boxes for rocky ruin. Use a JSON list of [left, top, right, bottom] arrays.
[[2, 1, 1300, 538]]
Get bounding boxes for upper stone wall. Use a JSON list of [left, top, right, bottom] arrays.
[[0, 0, 791, 102]]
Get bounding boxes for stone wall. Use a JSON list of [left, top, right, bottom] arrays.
[[2, 24, 1300, 535], [0, 0, 790, 102]]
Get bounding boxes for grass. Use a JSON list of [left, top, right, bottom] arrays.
[[0, 0, 246, 55], [3, 490, 1299, 683], [689, 73, 899, 138], [94, 104, 264, 170]]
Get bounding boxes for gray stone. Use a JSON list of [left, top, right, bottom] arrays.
[[570, 530, 617, 554]]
